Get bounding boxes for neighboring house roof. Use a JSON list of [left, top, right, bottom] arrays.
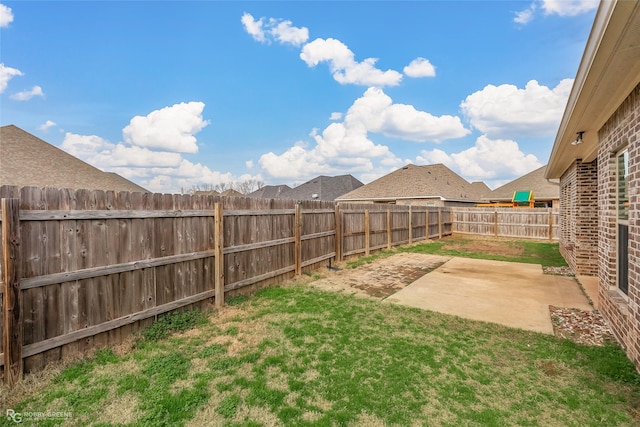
[[336, 164, 485, 202], [0, 124, 148, 193], [247, 185, 291, 199], [220, 189, 244, 197], [194, 190, 221, 196], [280, 175, 364, 201], [487, 165, 559, 202], [547, 0, 640, 178], [470, 181, 492, 199]]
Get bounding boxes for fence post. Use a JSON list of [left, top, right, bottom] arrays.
[[548, 209, 553, 241], [2, 198, 22, 387], [334, 204, 342, 262], [494, 210, 499, 237], [214, 203, 225, 308], [426, 209, 430, 239], [364, 210, 370, 256], [438, 208, 442, 239], [408, 206, 413, 244], [386, 209, 391, 250], [450, 207, 455, 236], [295, 203, 302, 275]]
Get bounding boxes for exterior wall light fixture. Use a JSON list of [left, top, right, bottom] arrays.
[[571, 131, 584, 145]]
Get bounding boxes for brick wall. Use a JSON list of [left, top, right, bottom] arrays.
[[559, 160, 598, 275], [560, 162, 577, 271], [597, 83, 640, 368]]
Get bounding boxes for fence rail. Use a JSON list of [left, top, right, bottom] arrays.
[[0, 186, 453, 386], [452, 207, 559, 240]]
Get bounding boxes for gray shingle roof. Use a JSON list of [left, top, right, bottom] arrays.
[[336, 164, 485, 202], [1, 124, 148, 193], [280, 175, 364, 201], [486, 165, 559, 201], [470, 181, 492, 199], [247, 185, 291, 199]]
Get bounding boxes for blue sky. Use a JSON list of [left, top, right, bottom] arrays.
[[0, 1, 599, 193]]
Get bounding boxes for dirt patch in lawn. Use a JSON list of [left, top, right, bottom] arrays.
[[310, 252, 450, 299], [441, 237, 525, 257]]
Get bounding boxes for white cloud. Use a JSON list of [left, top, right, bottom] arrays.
[[403, 58, 436, 78], [61, 132, 261, 194], [349, 87, 469, 142], [515, 0, 597, 24], [0, 3, 13, 27], [244, 13, 402, 87], [241, 13, 309, 46], [58, 103, 262, 194], [514, 5, 536, 24], [61, 132, 182, 168], [61, 133, 111, 158], [258, 87, 469, 180], [0, 63, 22, 93], [460, 79, 572, 139], [259, 117, 403, 180], [245, 160, 254, 169], [417, 135, 542, 184], [10, 85, 44, 101], [241, 13, 266, 43], [38, 120, 56, 131], [122, 101, 209, 153], [300, 38, 403, 87], [541, 0, 599, 16], [330, 112, 342, 121], [269, 18, 309, 46]]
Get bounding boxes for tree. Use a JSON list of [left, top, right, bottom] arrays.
[[183, 179, 265, 195]]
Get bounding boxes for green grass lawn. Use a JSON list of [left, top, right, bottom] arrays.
[[5, 282, 640, 426], [347, 236, 568, 269], [400, 237, 567, 267]]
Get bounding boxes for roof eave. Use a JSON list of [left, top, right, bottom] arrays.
[[546, 0, 640, 179]]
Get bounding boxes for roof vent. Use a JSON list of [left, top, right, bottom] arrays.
[[402, 166, 409, 170]]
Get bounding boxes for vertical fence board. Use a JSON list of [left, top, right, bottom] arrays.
[[2, 198, 22, 386], [364, 210, 370, 256], [295, 203, 302, 275], [334, 205, 342, 261], [214, 203, 224, 307]]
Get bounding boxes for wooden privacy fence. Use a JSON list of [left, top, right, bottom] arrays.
[[0, 186, 452, 386], [340, 204, 452, 257], [452, 207, 559, 241]]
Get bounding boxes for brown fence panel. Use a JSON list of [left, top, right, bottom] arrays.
[[411, 207, 428, 242], [341, 208, 366, 257], [390, 208, 410, 246], [451, 207, 495, 237], [368, 210, 388, 251], [300, 201, 336, 270], [222, 197, 297, 291], [0, 186, 222, 376], [452, 207, 558, 240], [0, 185, 457, 384]]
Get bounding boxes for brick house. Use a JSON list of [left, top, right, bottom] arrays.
[[336, 164, 489, 207], [545, 1, 640, 368]]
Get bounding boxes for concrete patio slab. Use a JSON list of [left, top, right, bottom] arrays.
[[384, 257, 593, 334]]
